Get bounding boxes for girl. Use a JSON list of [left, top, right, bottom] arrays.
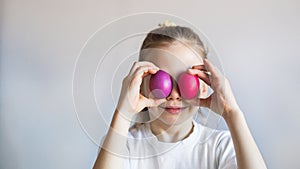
[[93, 21, 267, 169]]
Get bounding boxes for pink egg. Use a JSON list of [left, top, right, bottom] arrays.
[[149, 70, 172, 99], [178, 73, 200, 99]]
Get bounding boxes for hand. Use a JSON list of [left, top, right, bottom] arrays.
[[116, 61, 166, 119], [187, 59, 240, 116]]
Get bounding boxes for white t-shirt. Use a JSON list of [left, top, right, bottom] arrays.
[[124, 120, 237, 169]]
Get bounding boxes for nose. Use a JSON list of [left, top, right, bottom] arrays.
[[166, 79, 182, 101]]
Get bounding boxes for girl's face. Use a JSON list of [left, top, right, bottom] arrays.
[[141, 41, 208, 126]]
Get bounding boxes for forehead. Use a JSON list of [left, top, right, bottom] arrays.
[[141, 42, 203, 78]]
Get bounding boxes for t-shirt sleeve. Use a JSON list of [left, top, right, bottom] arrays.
[[123, 140, 131, 169], [216, 131, 238, 169]]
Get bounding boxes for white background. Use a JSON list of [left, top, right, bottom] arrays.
[[1, 0, 300, 169]]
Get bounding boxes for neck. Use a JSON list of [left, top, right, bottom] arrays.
[[149, 118, 194, 142]]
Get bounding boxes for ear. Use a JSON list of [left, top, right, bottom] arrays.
[[199, 80, 208, 98]]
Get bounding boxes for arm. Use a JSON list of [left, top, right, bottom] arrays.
[[189, 59, 267, 169], [223, 108, 267, 169], [93, 110, 132, 169], [93, 61, 165, 169]]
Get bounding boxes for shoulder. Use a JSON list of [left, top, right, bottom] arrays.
[[193, 122, 237, 167], [193, 121, 235, 157], [193, 121, 232, 146], [126, 123, 155, 154]]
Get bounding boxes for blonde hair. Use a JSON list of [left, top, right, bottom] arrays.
[[139, 20, 208, 60]]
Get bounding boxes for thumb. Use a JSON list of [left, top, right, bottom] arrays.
[[146, 98, 166, 107]]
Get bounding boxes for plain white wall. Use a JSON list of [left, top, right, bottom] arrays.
[[1, 0, 300, 169]]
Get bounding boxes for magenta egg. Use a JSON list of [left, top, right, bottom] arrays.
[[178, 73, 200, 99], [149, 70, 172, 99]]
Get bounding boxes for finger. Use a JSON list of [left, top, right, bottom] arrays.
[[203, 59, 222, 78], [145, 98, 166, 107], [128, 61, 139, 76], [191, 64, 212, 77], [128, 61, 159, 76], [203, 59, 218, 78], [187, 68, 211, 86], [129, 66, 159, 91], [134, 66, 159, 78], [192, 64, 207, 71], [204, 59, 227, 89]]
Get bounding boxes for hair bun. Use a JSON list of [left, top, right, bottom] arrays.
[[158, 20, 177, 27]]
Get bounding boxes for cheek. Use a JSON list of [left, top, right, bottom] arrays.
[[148, 107, 164, 120]]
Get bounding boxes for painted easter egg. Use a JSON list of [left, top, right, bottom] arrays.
[[149, 70, 172, 99], [178, 72, 200, 99]]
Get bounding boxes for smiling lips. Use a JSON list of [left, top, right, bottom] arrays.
[[159, 106, 188, 114]]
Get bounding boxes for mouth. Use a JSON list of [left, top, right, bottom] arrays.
[[158, 105, 188, 114]]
